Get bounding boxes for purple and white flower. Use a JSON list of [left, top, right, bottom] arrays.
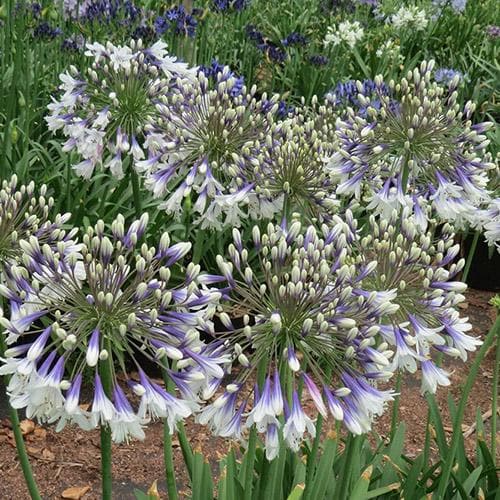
[[0, 215, 224, 442]]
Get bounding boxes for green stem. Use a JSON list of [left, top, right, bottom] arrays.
[[99, 345, 113, 500], [243, 357, 267, 500], [436, 316, 500, 498], [491, 321, 499, 457], [0, 320, 41, 499], [304, 413, 323, 494], [162, 367, 179, 500], [390, 372, 402, 440], [462, 231, 479, 283], [336, 434, 356, 500], [130, 168, 143, 218]]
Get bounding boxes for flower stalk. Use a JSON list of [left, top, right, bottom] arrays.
[[0, 332, 42, 500], [99, 341, 114, 500]]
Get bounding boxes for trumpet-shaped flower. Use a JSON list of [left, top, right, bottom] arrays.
[[361, 210, 481, 392], [142, 72, 278, 229], [0, 215, 224, 442], [199, 218, 395, 457], [328, 61, 494, 226], [46, 39, 196, 179]]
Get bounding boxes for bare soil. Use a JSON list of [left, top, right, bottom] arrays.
[[0, 289, 497, 499]]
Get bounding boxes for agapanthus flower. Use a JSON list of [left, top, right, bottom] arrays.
[[389, 6, 428, 31], [33, 22, 62, 39], [434, 68, 463, 85], [0, 175, 73, 273], [325, 79, 389, 116], [324, 20, 364, 49], [473, 198, 500, 252], [486, 25, 500, 39], [361, 210, 481, 393], [198, 60, 245, 98], [328, 61, 494, 226], [245, 25, 287, 64], [199, 219, 395, 458], [281, 32, 308, 47], [154, 5, 198, 38], [0, 215, 225, 442], [432, 0, 467, 14], [46, 39, 196, 179], [308, 55, 329, 66], [63, 0, 141, 23], [141, 72, 279, 229], [237, 117, 339, 223], [212, 0, 249, 12]]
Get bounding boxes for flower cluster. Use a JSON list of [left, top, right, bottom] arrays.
[[140, 72, 279, 229], [361, 210, 481, 393], [325, 79, 390, 116], [432, 0, 467, 15], [389, 6, 429, 31], [0, 215, 226, 442], [245, 25, 287, 64], [200, 219, 395, 458], [212, 0, 249, 12], [328, 60, 494, 226], [46, 39, 195, 179], [237, 117, 339, 223], [434, 67, 463, 85], [474, 198, 500, 252], [198, 60, 245, 98], [324, 20, 364, 49], [0, 175, 72, 273], [154, 5, 199, 38]]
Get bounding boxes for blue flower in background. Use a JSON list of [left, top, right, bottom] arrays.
[[212, 0, 249, 11], [281, 32, 308, 47], [434, 68, 463, 85], [198, 59, 245, 97], [432, 0, 467, 14], [309, 54, 329, 66], [154, 5, 198, 37], [33, 22, 62, 39], [326, 79, 389, 114]]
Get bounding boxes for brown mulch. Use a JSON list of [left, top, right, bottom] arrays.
[[0, 289, 497, 499]]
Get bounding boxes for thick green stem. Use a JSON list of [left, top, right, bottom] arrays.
[[436, 316, 500, 498], [462, 230, 479, 283], [336, 434, 357, 500], [162, 367, 179, 500], [390, 372, 402, 440], [242, 357, 268, 500], [491, 320, 499, 457], [0, 324, 41, 499], [99, 347, 113, 500], [163, 423, 179, 500], [130, 168, 143, 218]]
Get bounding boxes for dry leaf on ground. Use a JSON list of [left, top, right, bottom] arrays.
[[61, 485, 91, 499]]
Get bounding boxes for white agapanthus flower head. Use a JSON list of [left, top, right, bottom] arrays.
[[389, 5, 429, 31], [324, 20, 364, 49], [46, 39, 196, 180]]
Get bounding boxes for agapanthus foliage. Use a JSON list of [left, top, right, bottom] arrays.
[[141, 71, 279, 229], [361, 210, 481, 393], [0, 214, 226, 442], [237, 117, 339, 223], [46, 39, 195, 179], [328, 60, 494, 227], [199, 219, 395, 459]]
